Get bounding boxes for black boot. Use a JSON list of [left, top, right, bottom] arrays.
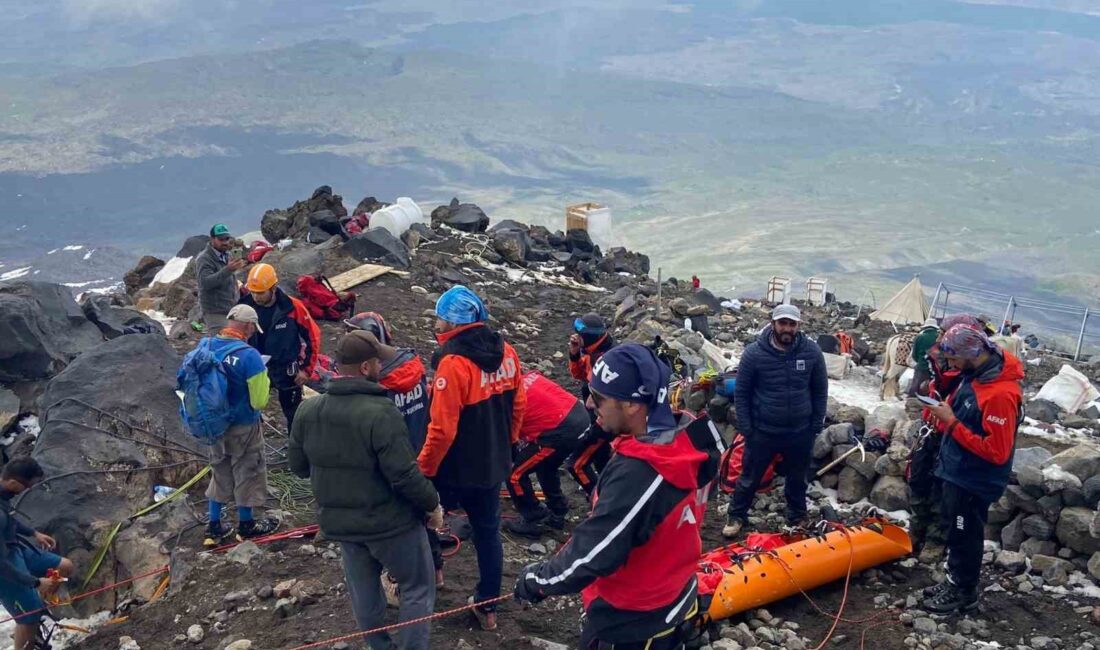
[[922, 582, 978, 613], [203, 521, 235, 548], [236, 517, 279, 541], [504, 516, 548, 539]]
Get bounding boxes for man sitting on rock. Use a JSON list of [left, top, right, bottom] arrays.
[[200, 304, 280, 546], [419, 285, 526, 631], [921, 324, 1023, 613], [290, 332, 442, 650], [514, 344, 715, 649], [238, 263, 321, 432], [567, 312, 617, 496], [503, 370, 588, 538], [195, 223, 245, 334], [723, 304, 828, 538], [0, 457, 74, 650]]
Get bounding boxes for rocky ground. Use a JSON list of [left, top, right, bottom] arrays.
[[3, 188, 1099, 649]]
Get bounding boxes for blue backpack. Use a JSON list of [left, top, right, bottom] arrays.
[[177, 337, 251, 445]]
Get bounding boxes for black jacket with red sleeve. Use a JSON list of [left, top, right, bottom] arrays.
[[519, 415, 721, 642], [418, 323, 527, 489]]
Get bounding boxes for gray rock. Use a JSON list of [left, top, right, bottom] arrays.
[[80, 294, 164, 339], [1081, 403, 1100, 420], [833, 407, 867, 431], [1017, 465, 1045, 494], [1014, 446, 1054, 473], [274, 597, 300, 618], [528, 543, 547, 555], [869, 475, 909, 511], [846, 449, 881, 481], [1042, 444, 1100, 483], [186, 625, 204, 643], [1001, 514, 1027, 551], [224, 641, 253, 650], [1019, 538, 1058, 558], [994, 550, 1026, 573], [228, 542, 263, 566], [1056, 508, 1100, 555], [343, 229, 411, 268], [262, 246, 324, 297], [1021, 514, 1056, 540], [1043, 465, 1083, 494], [491, 228, 530, 265], [1036, 494, 1063, 523], [1003, 485, 1039, 514], [1026, 398, 1062, 424], [1085, 476, 1100, 509], [0, 388, 19, 433], [813, 433, 834, 460], [824, 423, 857, 446], [837, 467, 874, 503], [914, 617, 937, 634], [1088, 552, 1100, 580], [987, 496, 1017, 525], [1062, 414, 1094, 429], [431, 198, 490, 233], [0, 281, 105, 382], [874, 452, 907, 477]]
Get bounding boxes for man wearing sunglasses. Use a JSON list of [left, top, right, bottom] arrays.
[[0, 458, 75, 650], [567, 313, 616, 495], [515, 344, 717, 649], [196, 223, 246, 334]]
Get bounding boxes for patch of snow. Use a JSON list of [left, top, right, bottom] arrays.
[[1041, 572, 1100, 600], [17, 415, 39, 438], [83, 249, 95, 260], [145, 310, 176, 335], [828, 367, 892, 412], [0, 610, 113, 650], [61, 245, 84, 251], [151, 256, 191, 286], [0, 266, 32, 281], [62, 280, 104, 288], [46, 248, 59, 255]]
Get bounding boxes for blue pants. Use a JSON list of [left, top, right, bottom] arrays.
[[727, 433, 814, 522], [437, 485, 502, 610], [0, 544, 63, 625]]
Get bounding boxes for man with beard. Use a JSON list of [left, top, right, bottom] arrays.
[[722, 304, 828, 538]]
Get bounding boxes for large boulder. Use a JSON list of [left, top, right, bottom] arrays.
[[20, 335, 205, 610], [1026, 398, 1062, 424], [0, 388, 19, 433], [123, 256, 166, 295], [80, 294, 164, 338], [565, 229, 597, 254], [431, 198, 489, 233], [1041, 443, 1100, 483], [1056, 507, 1100, 555], [308, 209, 344, 237], [869, 475, 909, 511], [261, 185, 348, 243], [175, 235, 210, 259], [0, 281, 104, 383], [491, 228, 530, 266], [262, 246, 325, 297], [343, 229, 411, 269], [597, 247, 650, 276], [837, 466, 873, 503]]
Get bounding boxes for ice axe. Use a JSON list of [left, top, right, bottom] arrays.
[[816, 435, 865, 477]]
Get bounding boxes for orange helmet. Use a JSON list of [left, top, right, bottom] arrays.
[[245, 263, 278, 292]]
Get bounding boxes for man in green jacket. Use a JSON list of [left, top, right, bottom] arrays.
[[290, 332, 443, 650], [909, 318, 941, 397]]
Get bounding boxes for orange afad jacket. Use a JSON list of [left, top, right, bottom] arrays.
[[418, 323, 527, 488]]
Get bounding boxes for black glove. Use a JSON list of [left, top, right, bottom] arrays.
[[864, 431, 889, 453], [513, 563, 547, 604]]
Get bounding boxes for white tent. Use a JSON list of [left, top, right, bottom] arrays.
[[870, 276, 929, 324]]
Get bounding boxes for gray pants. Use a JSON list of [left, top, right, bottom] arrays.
[[341, 525, 436, 650], [202, 312, 228, 334], [205, 422, 268, 508]]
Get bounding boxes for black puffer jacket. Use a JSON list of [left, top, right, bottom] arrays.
[[734, 326, 828, 438]]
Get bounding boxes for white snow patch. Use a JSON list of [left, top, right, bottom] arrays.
[[828, 367, 893, 413], [152, 256, 191, 286], [46, 248, 59, 255], [62, 280, 103, 288], [18, 415, 39, 438], [1041, 572, 1100, 600], [61, 245, 84, 251], [0, 610, 113, 650], [145, 310, 176, 335], [0, 266, 32, 281], [83, 249, 95, 260]]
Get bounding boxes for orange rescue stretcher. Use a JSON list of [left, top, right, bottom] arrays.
[[700, 518, 912, 621]]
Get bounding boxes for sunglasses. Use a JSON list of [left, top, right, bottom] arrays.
[[589, 388, 609, 407]]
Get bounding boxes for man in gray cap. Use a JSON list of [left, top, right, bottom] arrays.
[[195, 223, 245, 333], [722, 304, 828, 538]]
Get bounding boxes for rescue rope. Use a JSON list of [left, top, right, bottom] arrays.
[[283, 594, 512, 650], [0, 565, 169, 626]]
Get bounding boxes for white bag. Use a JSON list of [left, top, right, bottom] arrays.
[[1034, 364, 1100, 414], [823, 352, 851, 380]]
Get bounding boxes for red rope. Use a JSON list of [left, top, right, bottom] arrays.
[[0, 565, 169, 626], [283, 594, 512, 650]]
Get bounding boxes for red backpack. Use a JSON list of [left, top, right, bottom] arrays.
[[296, 275, 356, 321], [717, 433, 780, 494]]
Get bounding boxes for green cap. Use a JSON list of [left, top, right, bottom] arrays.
[[210, 224, 231, 238]]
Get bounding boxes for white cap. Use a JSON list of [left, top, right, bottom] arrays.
[[771, 304, 801, 322], [227, 304, 263, 333]]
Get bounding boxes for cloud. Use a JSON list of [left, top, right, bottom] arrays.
[[62, 0, 183, 24]]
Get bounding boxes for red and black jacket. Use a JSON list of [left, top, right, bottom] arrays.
[[570, 333, 615, 390], [934, 351, 1024, 503], [240, 287, 320, 388], [519, 371, 587, 448], [418, 323, 526, 489], [379, 349, 430, 453], [520, 416, 720, 643]]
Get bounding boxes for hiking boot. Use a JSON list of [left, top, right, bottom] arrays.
[[920, 580, 952, 599], [203, 522, 235, 548], [922, 583, 978, 613], [721, 515, 747, 539], [504, 516, 547, 539], [236, 517, 279, 541], [786, 514, 811, 529], [468, 596, 498, 631], [545, 512, 567, 530], [381, 570, 400, 608]]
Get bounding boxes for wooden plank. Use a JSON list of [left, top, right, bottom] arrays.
[[327, 263, 408, 292]]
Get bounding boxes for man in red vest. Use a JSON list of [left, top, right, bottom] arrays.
[[514, 344, 718, 649]]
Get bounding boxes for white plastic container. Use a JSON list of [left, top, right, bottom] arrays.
[[368, 197, 425, 238]]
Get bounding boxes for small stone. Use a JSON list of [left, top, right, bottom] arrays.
[[914, 618, 937, 634], [119, 637, 141, 650], [213, 610, 229, 623], [995, 550, 1026, 573], [528, 543, 547, 554], [332, 643, 350, 650], [224, 590, 252, 603], [225, 642, 253, 650], [410, 286, 428, 294], [456, 640, 475, 650], [1018, 581, 1035, 593], [274, 597, 300, 618], [226, 541, 262, 566], [274, 579, 298, 599], [186, 625, 204, 643], [257, 585, 274, 599], [298, 544, 318, 556]]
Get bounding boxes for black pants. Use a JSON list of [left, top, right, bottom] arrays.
[[277, 385, 303, 432], [907, 428, 945, 551], [909, 366, 932, 397], [507, 443, 571, 520], [567, 408, 613, 496], [940, 481, 991, 591], [727, 433, 813, 522], [579, 619, 682, 650], [427, 524, 443, 571]]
